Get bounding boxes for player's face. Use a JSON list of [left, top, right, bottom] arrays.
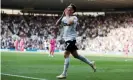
[[65, 7, 74, 16]]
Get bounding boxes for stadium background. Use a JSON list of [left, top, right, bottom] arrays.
[[1, 0, 133, 54], [1, 0, 133, 80]]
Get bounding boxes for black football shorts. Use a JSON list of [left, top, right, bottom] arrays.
[[65, 40, 78, 52]]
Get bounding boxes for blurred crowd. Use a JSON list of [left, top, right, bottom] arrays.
[[1, 13, 133, 53], [79, 13, 133, 53]]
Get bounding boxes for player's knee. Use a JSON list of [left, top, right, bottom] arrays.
[[64, 51, 70, 58], [71, 53, 79, 58], [71, 51, 79, 59], [64, 55, 67, 58], [73, 55, 79, 59], [64, 54, 69, 58], [73, 55, 77, 58]]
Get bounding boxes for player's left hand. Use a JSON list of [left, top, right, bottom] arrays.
[[68, 17, 74, 25]]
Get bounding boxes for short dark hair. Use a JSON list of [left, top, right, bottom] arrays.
[[67, 3, 76, 13]]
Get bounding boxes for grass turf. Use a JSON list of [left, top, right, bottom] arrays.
[[1, 52, 133, 80]]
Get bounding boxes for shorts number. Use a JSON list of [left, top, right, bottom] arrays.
[[66, 43, 70, 48]]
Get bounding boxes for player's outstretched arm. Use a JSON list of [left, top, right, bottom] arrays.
[[55, 11, 65, 26]]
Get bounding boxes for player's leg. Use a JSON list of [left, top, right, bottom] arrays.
[[51, 47, 55, 57], [71, 50, 96, 72], [46, 47, 50, 56], [51, 51, 53, 57], [56, 50, 70, 79], [49, 49, 51, 56], [51, 51, 54, 57], [49, 47, 52, 56]]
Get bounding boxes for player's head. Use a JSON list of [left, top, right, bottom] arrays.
[[65, 3, 76, 15]]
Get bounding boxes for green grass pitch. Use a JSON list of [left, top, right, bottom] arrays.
[[1, 52, 133, 80]]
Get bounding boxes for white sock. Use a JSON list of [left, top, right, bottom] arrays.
[[76, 55, 92, 65], [62, 57, 70, 76]]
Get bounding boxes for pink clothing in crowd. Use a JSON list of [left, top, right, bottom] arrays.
[[124, 43, 129, 55], [50, 39, 56, 52], [19, 39, 24, 51], [14, 40, 19, 50]]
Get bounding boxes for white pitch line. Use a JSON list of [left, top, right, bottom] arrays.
[[1, 73, 47, 80]]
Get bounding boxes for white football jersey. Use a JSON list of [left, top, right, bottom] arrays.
[[61, 16, 78, 41]]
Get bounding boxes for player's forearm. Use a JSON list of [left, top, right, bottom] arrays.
[[55, 12, 64, 26], [55, 16, 63, 26]]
